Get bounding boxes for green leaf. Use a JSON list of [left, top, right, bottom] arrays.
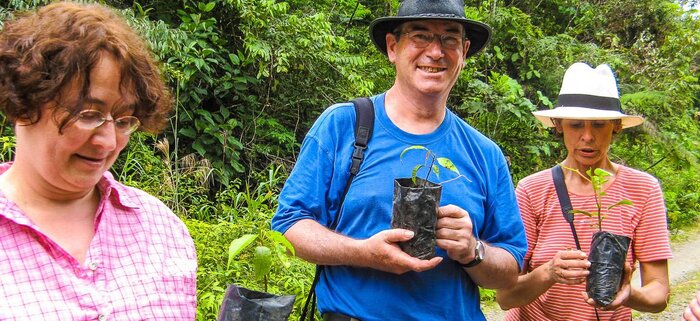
[[437, 157, 460, 175], [252, 246, 272, 280], [411, 164, 423, 185], [593, 168, 612, 177], [275, 244, 292, 268], [227, 234, 257, 269], [432, 164, 440, 178], [511, 52, 520, 62], [608, 199, 633, 210], [199, 2, 216, 12], [400, 145, 429, 160], [494, 46, 504, 60], [269, 230, 295, 256], [179, 128, 196, 138], [192, 141, 206, 156], [572, 209, 594, 217]]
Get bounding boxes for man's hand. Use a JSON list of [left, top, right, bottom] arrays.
[[435, 204, 475, 264], [360, 229, 442, 274]]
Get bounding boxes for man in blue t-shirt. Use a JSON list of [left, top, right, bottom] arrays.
[[272, 1, 527, 320]]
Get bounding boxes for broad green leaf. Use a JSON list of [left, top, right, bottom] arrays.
[[179, 128, 196, 138], [227, 234, 257, 269], [269, 230, 295, 256], [511, 52, 520, 62], [594, 168, 612, 177], [199, 2, 216, 12], [275, 245, 291, 269], [437, 157, 460, 175], [192, 141, 206, 156], [252, 246, 272, 280]]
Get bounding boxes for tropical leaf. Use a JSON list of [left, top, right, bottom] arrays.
[[227, 234, 257, 269]]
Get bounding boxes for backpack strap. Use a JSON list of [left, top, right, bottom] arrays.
[[343, 98, 374, 211], [552, 164, 582, 250], [299, 97, 374, 321]]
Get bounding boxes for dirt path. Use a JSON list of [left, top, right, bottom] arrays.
[[482, 229, 700, 320], [632, 230, 700, 287], [633, 230, 700, 320]]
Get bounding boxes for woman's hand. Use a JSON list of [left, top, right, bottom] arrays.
[[547, 249, 590, 285], [583, 263, 633, 310]]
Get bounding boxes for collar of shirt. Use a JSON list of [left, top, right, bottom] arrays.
[[0, 162, 139, 227]]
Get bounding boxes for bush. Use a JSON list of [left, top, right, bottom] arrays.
[[184, 218, 316, 321]]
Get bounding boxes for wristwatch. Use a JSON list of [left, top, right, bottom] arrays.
[[461, 240, 485, 268]]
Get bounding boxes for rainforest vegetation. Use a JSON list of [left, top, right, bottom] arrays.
[[1, 0, 699, 319]]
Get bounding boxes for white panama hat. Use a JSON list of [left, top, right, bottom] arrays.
[[533, 62, 644, 129]]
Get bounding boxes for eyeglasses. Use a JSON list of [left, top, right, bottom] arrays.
[[72, 109, 141, 135], [402, 30, 464, 50]]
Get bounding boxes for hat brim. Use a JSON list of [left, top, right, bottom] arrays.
[[533, 107, 645, 129], [369, 16, 492, 58]]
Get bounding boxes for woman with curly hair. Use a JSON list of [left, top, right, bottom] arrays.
[[0, 2, 196, 320]]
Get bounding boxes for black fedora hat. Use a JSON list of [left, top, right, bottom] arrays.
[[369, 0, 492, 58]]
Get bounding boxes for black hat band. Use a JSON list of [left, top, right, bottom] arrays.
[[557, 94, 622, 112]]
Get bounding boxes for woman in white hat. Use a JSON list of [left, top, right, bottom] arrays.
[[495, 62, 671, 320]]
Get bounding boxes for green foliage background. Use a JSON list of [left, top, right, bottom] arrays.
[[1, 0, 699, 319]]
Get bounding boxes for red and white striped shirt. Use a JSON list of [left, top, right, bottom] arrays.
[[505, 165, 672, 321], [0, 163, 197, 320]]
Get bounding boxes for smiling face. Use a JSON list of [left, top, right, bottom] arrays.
[[12, 52, 135, 197], [386, 20, 470, 98], [556, 119, 622, 171]]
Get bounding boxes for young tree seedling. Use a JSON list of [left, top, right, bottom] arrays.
[[400, 145, 468, 187], [563, 165, 633, 231]]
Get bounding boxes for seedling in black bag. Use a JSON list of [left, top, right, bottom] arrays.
[[400, 145, 462, 187], [565, 167, 633, 232], [217, 231, 297, 321], [564, 166, 633, 308], [391, 146, 467, 259]]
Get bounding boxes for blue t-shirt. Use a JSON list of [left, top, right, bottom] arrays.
[[272, 93, 527, 321]]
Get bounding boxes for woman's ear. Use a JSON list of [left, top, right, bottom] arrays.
[[553, 119, 563, 134], [613, 120, 623, 134]]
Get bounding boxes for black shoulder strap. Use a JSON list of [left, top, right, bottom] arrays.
[[299, 97, 374, 321], [552, 165, 582, 250], [349, 97, 374, 181], [332, 97, 374, 228]]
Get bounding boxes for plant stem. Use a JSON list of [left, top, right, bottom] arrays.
[[423, 153, 436, 187]]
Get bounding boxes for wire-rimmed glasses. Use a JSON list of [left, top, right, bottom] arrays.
[[402, 30, 465, 50], [72, 109, 140, 135]]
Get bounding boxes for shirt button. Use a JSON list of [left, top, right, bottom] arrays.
[[88, 262, 99, 271], [98, 315, 107, 321]]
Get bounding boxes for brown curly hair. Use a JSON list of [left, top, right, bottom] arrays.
[[0, 2, 172, 134]]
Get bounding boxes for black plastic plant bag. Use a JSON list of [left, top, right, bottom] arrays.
[[217, 284, 296, 321], [586, 231, 631, 307], [391, 178, 442, 259]]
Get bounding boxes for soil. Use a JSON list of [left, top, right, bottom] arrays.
[[481, 227, 700, 320]]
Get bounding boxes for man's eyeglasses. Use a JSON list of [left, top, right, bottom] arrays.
[[402, 30, 464, 50], [72, 109, 141, 135]]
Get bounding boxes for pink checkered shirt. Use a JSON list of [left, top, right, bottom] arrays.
[[0, 163, 197, 320]]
